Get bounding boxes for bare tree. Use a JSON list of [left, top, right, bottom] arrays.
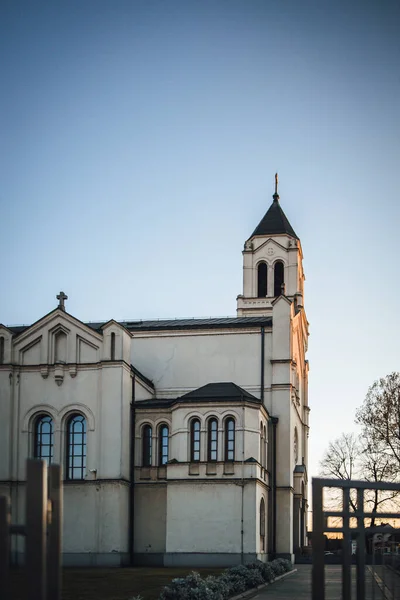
[[320, 432, 360, 513], [320, 432, 360, 480], [360, 435, 399, 525], [320, 431, 400, 526], [356, 372, 400, 470]]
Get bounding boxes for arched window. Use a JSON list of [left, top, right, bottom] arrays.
[[66, 414, 86, 480], [190, 419, 201, 462], [257, 263, 268, 298], [0, 336, 4, 364], [34, 415, 53, 464], [159, 424, 169, 465], [263, 425, 267, 467], [260, 423, 264, 465], [142, 425, 152, 467], [260, 497, 266, 551], [208, 418, 218, 462], [225, 418, 235, 462], [274, 261, 284, 296], [111, 332, 116, 360]]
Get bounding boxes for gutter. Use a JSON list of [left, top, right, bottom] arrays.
[[129, 371, 136, 566], [272, 417, 278, 557], [260, 327, 265, 403], [15, 369, 21, 565], [241, 402, 245, 564]]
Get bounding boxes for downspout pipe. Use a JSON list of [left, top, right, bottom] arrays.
[[241, 401, 245, 564], [272, 417, 279, 557], [129, 371, 136, 566], [260, 327, 265, 403]]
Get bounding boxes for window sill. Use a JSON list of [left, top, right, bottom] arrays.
[[139, 467, 151, 480], [206, 462, 217, 475], [224, 462, 235, 475], [157, 466, 167, 480], [188, 462, 200, 476]]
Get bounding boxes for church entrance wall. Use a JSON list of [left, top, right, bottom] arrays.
[[133, 484, 167, 566], [62, 481, 130, 567], [157, 480, 260, 567]]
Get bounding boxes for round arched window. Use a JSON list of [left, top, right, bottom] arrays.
[[34, 415, 54, 464]]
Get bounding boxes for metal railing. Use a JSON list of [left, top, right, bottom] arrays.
[[0, 459, 63, 600], [312, 477, 400, 600]]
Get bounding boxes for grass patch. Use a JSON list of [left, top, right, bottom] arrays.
[[11, 567, 224, 600]]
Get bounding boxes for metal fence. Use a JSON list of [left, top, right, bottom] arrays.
[[369, 542, 400, 599], [0, 459, 63, 600], [312, 477, 400, 600]]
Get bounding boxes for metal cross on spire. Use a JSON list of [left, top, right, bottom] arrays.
[[273, 172, 280, 201], [56, 291, 68, 311]]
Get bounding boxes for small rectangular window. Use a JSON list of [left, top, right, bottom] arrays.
[[225, 418, 235, 462], [208, 419, 218, 461], [142, 425, 152, 467], [191, 420, 201, 462]]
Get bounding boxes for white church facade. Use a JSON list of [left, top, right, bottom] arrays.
[[0, 180, 310, 567]]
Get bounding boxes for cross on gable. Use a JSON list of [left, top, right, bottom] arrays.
[[56, 291, 68, 311]]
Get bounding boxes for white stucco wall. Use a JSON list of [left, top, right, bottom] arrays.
[[134, 485, 167, 554], [0, 369, 12, 480], [63, 482, 129, 555], [1, 311, 134, 565], [2, 311, 133, 483], [166, 482, 241, 553], [131, 330, 267, 398]]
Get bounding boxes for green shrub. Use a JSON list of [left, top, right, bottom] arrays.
[[277, 558, 292, 572], [159, 572, 228, 600], [245, 561, 275, 583], [158, 558, 293, 600], [224, 565, 264, 589], [269, 558, 292, 577], [269, 559, 285, 576]]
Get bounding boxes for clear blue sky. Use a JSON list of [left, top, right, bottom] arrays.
[[1, 0, 400, 479]]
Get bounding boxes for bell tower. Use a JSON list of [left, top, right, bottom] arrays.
[[237, 175, 305, 316]]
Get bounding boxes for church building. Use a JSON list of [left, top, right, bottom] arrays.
[[0, 178, 310, 567]]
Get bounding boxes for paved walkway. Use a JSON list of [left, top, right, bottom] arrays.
[[256, 566, 311, 599], [255, 565, 391, 599]]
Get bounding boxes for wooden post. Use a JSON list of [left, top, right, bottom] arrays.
[[356, 488, 365, 600], [0, 495, 11, 600], [342, 486, 351, 600], [26, 459, 48, 600], [47, 464, 62, 600], [312, 479, 325, 600]]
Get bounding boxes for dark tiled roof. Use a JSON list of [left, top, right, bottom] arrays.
[[7, 316, 272, 337], [179, 382, 259, 402], [135, 399, 176, 409], [86, 322, 106, 332], [122, 316, 272, 332], [250, 197, 298, 239], [6, 325, 30, 335], [135, 382, 261, 409], [294, 464, 306, 473]]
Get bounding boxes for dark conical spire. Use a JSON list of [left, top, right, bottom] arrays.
[[249, 174, 298, 239]]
